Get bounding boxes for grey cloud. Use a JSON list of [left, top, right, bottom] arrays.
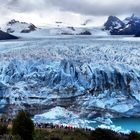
[[0, 0, 53, 12], [1, 0, 140, 16], [47, 0, 140, 16]]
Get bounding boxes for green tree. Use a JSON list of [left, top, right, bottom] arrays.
[[90, 128, 118, 140], [129, 131, 140, 140], [12, 111, 34, 140], [0, 124, 7, 135]]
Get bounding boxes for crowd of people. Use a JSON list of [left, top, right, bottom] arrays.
[[34, 122, 92, 132], [0, 116, 92, 132]]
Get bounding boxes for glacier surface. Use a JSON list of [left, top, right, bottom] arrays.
[[0, 35, 140, 121]]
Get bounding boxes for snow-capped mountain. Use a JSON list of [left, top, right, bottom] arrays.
[[5, 25, 108, 37], [104, 15, 140, 35], [0, 19, 109, 37], [0, 30, 18, 40], [45, 25, 108, 36], [3, 19, 37, 33], [104, 16, 125, 31]]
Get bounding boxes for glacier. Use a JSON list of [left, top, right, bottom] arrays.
[[0, 35, 140, 121], [33, 106, 94, 128]]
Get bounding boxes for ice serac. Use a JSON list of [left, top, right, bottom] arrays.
[[0, 57, 140, 118]]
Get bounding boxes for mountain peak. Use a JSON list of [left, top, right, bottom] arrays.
[[104, 16, 124, 30], [124, 14, 140, 23], [104, 15, 140, 35], [108, 16, 119, 20], [5, 19, 37, 33], [131, 13, 135, 18], [7, 19, 19, 25]]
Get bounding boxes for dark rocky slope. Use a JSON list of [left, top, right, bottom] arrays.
[[0, 30, 18, 40], [104, 14, 140, 36]]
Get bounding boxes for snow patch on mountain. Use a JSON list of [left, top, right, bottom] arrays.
[[12, 26, 108, 38], [47, 27, 107, 36]]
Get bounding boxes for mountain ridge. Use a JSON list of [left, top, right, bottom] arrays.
[[3, 19, 37, 33], [104, 15, 140, 35]]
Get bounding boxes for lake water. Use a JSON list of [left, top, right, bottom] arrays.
[[89, 118, 140, 132], [112, 118, 140, 132]]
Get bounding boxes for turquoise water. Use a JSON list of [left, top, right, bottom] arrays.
[[112, 118, 140, 132], [89, 118, 140, 132]]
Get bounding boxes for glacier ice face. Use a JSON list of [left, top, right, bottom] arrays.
[[0, 36, 140, 118], [33, 106, 94, 128]]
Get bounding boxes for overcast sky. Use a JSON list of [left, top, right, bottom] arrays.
[[0, 0, 139, 26]]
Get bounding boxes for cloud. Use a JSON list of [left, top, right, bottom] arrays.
[[1, 0, 140, 16], [47, 0, 140, 16], [0, 0, 53, 13], [0, 0, 140, 26]]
